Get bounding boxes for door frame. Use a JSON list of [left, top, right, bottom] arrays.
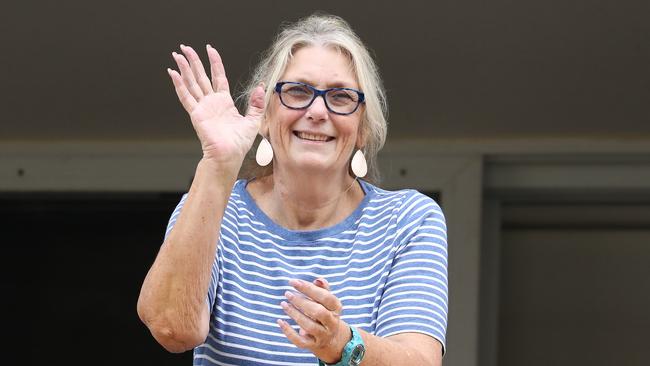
[[479, 152, 650, 366]]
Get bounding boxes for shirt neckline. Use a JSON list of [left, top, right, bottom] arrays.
[[235, 178, 373, 242]]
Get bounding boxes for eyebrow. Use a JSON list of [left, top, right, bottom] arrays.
[[292, 77, 358, 89]]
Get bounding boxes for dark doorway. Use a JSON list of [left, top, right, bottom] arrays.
[[2, 192, 192, 365]]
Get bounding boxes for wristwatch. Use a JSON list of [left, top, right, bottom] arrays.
[[318, 326, 366, 366]]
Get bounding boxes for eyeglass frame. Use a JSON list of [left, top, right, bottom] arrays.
[[274, 81, 366, 116]]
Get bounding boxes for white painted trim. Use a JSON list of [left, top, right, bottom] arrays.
[[0, 141, 200, 191], [2, 137, 648, 192], [382, 138, 650, 154], [486, 159, 650, 190], [380, 153, 483, 366], [439, 157, 483, 366], [3, 137, 650, 157]]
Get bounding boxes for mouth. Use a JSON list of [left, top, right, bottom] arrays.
[[293, 131, 335, 142]]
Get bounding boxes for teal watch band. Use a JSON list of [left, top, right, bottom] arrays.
[[318, 326, 366, 366]]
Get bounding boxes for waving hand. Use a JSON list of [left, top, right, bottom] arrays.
[[168, 44, 264, 166]]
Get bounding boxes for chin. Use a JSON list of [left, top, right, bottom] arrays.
[[291, 158, 337, 173]]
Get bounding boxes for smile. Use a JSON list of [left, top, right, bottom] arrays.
[[293, 131, 335, 142]]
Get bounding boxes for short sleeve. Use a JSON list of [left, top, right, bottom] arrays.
[[163, 193, 221, 311], [375, 192, 449, 354], [163, 194, 188, 241]]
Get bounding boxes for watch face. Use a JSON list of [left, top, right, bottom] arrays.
[[350, 344, 366, 365]]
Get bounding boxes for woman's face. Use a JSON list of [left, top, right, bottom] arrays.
[[264, 46, 364, 177]]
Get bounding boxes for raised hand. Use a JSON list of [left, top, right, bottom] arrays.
[[168, 44, 265, 167], [278, 278, 352, 364]]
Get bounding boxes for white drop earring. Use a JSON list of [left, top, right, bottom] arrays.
[[255, 137, 274, 166], [351, 149, 368, 178]]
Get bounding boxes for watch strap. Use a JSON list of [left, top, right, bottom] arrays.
[[318, 326, 365, 366]]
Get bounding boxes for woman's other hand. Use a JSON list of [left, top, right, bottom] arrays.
[[278, 278, 352, 364], [168, 44, 264, 166]]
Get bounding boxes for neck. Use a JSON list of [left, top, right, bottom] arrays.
[[255, 167, 362, 231]]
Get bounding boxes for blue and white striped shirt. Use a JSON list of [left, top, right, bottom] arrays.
[[165, 179, 448, 365]]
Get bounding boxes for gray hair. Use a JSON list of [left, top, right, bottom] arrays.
[[238, 13, 388, 184]]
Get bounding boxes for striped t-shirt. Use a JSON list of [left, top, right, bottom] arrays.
[[165, 179, 448, 365]]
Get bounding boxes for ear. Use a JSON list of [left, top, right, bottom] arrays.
[[258, 82, 271, 138], [258, 81, 274, 141]]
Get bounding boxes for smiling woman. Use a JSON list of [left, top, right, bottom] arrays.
[[137, 13, 448, 366], [260, 46, 364, 192]]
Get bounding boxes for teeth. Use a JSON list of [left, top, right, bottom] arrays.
[[297, 132, 330, 141]]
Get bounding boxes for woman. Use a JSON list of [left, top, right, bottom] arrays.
[[137, 14, 448, 366]]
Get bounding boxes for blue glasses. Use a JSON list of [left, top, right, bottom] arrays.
[[274, 81, 365, 115]]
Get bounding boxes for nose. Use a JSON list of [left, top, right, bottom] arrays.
[[306, 94, 329, 121]]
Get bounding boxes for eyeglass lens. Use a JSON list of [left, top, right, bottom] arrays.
[[279, 83, 360, 114]]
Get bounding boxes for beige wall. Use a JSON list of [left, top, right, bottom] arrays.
[[1, 0, 649, 143]]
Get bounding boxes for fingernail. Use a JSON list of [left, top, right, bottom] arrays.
[[206, 44, 212, 49], [280, 301, 289, 309], [289, 279, 301, 288], [284, 291, 294, 300], [314, 278, 325, 286], [180, 44, 186, 48]]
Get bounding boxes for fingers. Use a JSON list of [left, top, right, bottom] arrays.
[[281, 296, 328, 336], [206, 44, 230, 94], [281, 296, 335, 351], [282, 279, 342, 335], [167, 68, 197, 112], [168, 44, 233, 112], [290, 279, 342, 313], [277, 319, 314, 348], [313, 277, 331, 291], [286, 290, 336, 325], [172, 50, 204, 100], [280, 278, 348, 355], [180, 44, 213, 95]]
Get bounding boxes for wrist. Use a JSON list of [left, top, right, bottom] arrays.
[[200, 146, 247, 171], [319, 322, 352, 364], [190, 158, 240, 195], [197, 157, 241, 179], [318, 321, 352, 365]]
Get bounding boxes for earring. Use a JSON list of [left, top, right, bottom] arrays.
[[351, 149, 367, 178], [256, 137, 273, 166]]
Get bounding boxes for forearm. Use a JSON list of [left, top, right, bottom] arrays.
[[359, 330, 442, 366], [137, 158, 238, 350]]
